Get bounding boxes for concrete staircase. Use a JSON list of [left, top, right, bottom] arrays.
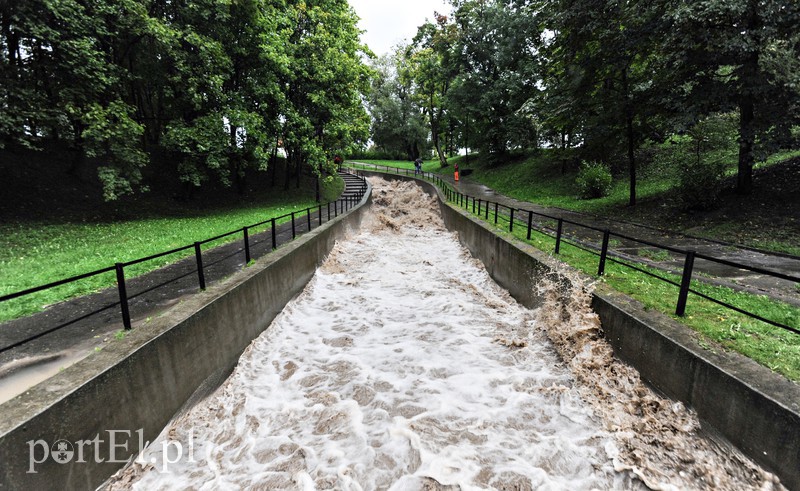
[[339, 170, 367, 202]]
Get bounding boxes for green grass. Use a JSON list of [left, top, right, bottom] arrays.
[[459, 152, 676, 214], [347, 157, 800, 380], [700, 221, 800, 257], [321, 174, 345, 203], [457, 149, 800, 214], [756, 149, 800, 169], [444, 191, 800, 382], [348, 159, 443, 174], [0, 186, 343, 322]]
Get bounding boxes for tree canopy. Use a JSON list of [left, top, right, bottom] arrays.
[[1, 0, 370, 199], [372, 0, 800, 202]]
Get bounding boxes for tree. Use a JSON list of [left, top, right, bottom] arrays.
[[541, 0, 671, 206], [405, 11, 460, 167], [446, 0, 546, 162], [1, 0, 372, 200], [666, 0, 800, 194], [277, 0, 371, 188], [367, 51, 429, 159]]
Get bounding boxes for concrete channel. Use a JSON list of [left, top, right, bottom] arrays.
[[0, 172, 798, 489]]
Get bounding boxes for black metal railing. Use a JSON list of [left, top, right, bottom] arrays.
[[347, 162, 800, 336], [0, 170, 369, 354]]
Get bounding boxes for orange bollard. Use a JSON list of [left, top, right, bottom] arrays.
[[454, 171, 459, 181]]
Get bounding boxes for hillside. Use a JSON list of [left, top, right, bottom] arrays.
[[457, 152, 800, 257]]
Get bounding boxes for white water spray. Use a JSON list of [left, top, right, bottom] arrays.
[[106, 178, 782, 490]]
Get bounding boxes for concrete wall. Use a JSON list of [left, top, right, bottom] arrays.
[[364, 171, 800, 490], [3, 168, 799, 489], [0, 187, 372, 490]]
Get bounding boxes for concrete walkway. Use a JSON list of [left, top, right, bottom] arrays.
[[0, 172, 367, 403], [352, 162, 800, 309]]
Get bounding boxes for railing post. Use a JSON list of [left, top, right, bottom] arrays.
[[115, 263, 131, 330], [327, 202, 331, 221], [318, 204, 323, 226], [335, 200, 339, 217], [598, 230, 610, 276], [472, 197, 476, 214], [494, 202, 498, 224], [485, 201, 489, 220], [555, 218, 564, 254], [271, 218, 277, 250], [676, 250, 696, 316], [307, 207, 312, 231], [194, 242, 206, 290], [291, 212, 296, 239], [509, 208, 515, 232], [243, 227, 251, 264], [526, 211, 533, 240]]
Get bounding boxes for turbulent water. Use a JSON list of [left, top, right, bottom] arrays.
[[107, 178, 783, 490]]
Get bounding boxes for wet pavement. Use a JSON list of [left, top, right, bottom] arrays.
[[0, 172, 367, 403]]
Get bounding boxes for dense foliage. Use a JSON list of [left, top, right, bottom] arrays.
[[370, 0, 800, 203], [0, 0, 370, 199], [575, 161, 613, 200]]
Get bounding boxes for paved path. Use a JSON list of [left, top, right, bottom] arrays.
[[0, 172, 367, 402], [352, 162, 800, 308]]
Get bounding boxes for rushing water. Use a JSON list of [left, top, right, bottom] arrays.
[[107, 178, 783, 490]]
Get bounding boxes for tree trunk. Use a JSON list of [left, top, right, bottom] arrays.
[[623, 69, 636, 207], [295, 153, 301, 189], [230, 125, 246, 195], [269, 145, 278, 188], [737, 96, 755, 195], [283, 150, 292, 190], [429, 92, 447, 167], [736, 0, 760, 195]]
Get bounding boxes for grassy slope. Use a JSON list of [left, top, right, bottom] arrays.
[[0, 146, 345, 322], [0, 196, 320, 320], [455, 150, 800, 256], [349, 154, 800, 381], [348, 158, 442, 174]]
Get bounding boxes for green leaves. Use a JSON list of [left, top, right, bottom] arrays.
[[1, 0, 371, 199], [82, 101, 148, 200]]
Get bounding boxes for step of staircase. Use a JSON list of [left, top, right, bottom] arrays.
[[338, 171, 366, 199]]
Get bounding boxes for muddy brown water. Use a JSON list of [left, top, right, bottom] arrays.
[[105, 178, 783, 490]]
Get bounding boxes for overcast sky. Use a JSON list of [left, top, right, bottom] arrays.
[[348, 0, 452, 57]]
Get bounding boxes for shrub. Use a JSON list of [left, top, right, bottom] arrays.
[[662, 113, 737, 210], [575, 161, 613, 199]]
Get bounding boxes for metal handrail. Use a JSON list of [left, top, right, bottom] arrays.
[[0, 171, 369, 354], [348, 162, 799, 335]]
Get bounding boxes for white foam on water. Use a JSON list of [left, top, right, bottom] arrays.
[[106, 178, 782, 491]]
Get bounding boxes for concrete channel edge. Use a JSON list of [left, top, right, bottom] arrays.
[[0, 184, 372, 490], [367, 171, 800, 490], [2, 170, 798, 489]]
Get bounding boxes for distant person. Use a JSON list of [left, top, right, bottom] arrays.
[[334, 155, 343, 171], [454, 162, 460, 182], [414, 157, 423, 176]]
